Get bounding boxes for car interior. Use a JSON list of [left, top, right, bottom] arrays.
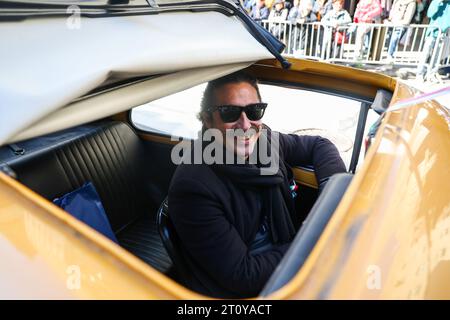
[[0, 65, 393, 297]]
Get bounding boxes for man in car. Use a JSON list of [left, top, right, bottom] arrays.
[[168, 71, 346, 298]]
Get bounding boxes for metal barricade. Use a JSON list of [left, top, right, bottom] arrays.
[[260, 19, 449, 80], [330, 23, 434, 66], [260, 20, 328, 60]]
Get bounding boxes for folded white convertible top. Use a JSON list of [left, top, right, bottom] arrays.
[[0, 9, 272, 144]]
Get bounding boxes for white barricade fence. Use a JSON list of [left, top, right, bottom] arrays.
[[260, 21, 328, 60], [260, 20, 449, 79]]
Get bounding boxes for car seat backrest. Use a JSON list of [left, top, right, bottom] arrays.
[[0, 121, 151, 233]]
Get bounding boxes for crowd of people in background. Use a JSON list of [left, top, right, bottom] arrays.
[[243, 0, 447, 26], [243, 0, 435, 25], [242, 0, 450, 79]]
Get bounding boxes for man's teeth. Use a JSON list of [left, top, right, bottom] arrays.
[[236, 132, 255, 139]]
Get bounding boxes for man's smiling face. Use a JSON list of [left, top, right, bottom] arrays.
[[205, 82, 263, 158]]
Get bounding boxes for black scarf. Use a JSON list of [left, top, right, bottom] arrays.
[[210, 128, 297, 244]]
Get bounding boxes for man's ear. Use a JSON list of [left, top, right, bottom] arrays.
[[204, 112, 213, 129]]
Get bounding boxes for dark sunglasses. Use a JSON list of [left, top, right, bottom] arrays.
[[207, 103, 268, 123]]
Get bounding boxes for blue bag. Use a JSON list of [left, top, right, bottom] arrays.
[[53, 182, 118, 243]]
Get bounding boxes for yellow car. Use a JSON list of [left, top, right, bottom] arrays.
[[0, 0, 449, 299]]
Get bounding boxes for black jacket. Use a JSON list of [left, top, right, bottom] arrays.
[[168, 132, 346, 298]]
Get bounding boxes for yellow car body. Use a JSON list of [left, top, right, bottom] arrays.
[[0, 57, 448, 299]]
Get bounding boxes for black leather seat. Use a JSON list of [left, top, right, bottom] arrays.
[[157, 197, 191, 281], [0, 121, 172, 274]]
